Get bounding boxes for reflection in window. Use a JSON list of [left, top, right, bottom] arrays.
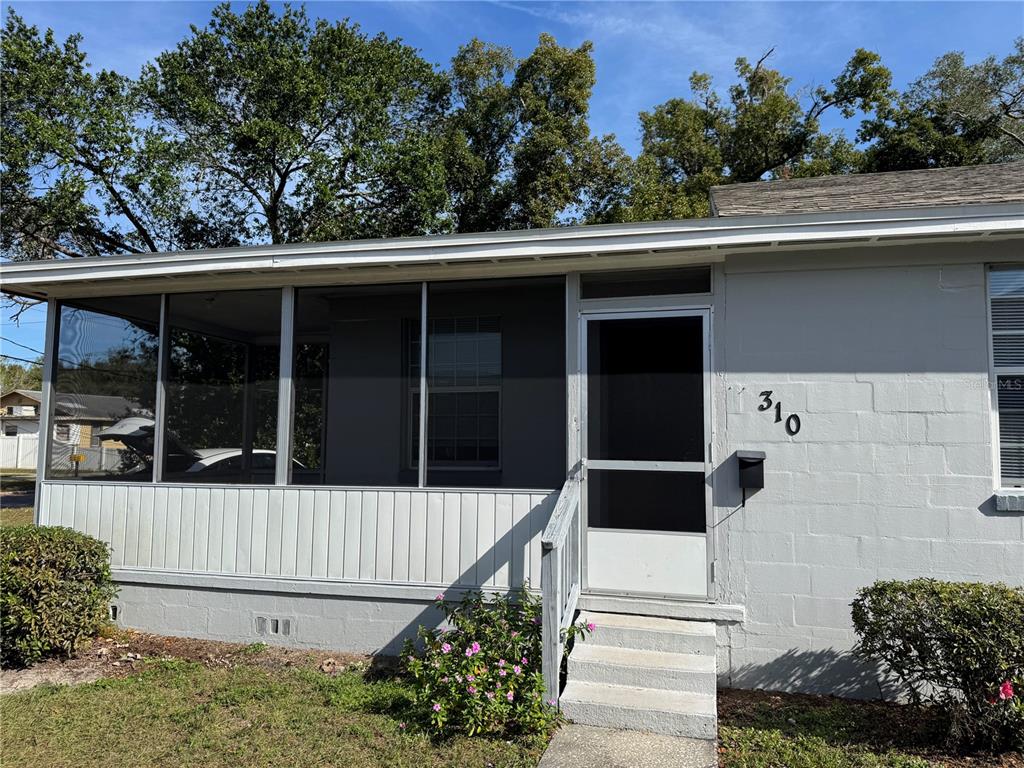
[[48, 297, 160, 480], [162, 290, 280, 484]]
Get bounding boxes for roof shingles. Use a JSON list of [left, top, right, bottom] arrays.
[[709, 162, 1024, 217]]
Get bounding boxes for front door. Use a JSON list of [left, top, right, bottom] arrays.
[[582, 310, 710, 598]]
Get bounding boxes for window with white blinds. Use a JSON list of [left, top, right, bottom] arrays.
[[990, 267, 1024, 487]]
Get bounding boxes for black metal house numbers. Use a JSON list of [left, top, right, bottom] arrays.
[[758, 391, 802, 436]]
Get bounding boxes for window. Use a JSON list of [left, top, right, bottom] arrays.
[[4, 407, 13, 415], [990, 267, 1024, 487], [47, 296, 161, 480], [580, 266, 711, 300], [4, 425, 17, 437], [163, 290, 281, 484], [410, 317, 501, 469]]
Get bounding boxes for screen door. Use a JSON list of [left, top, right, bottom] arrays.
[[582, 310, 710, 597]]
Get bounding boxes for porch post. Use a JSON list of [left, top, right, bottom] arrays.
[[34, 298, 58, 524], [152, 294, 169, 482], [275, 286, 295, 486], [417, 281, 428, 488], [565, 273, 581, 472]]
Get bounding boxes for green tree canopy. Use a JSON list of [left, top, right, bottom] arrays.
[[860, 38, 1024, 171], [594, 49, 893, 222], [1, 2, 1020, 265]]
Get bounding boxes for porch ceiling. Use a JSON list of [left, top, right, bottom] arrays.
[[1, 203, 1022, 300]]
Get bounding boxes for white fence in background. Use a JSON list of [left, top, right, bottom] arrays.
[[0, 434, 38, 470], [39, 481, 558, 590], [49, 441, 123, 474]]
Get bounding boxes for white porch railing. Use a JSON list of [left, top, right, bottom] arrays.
[[540, 468, 582, 704]]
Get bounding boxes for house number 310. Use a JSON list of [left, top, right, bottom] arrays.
[[758, 391, 802, 436]]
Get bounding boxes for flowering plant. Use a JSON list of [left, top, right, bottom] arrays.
[[402, 585, 592, 737]]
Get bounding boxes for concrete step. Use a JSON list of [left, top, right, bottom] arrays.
[[568, 643, 717, 695], [579, 611, 717, 655], [560, 680, 717, 740]]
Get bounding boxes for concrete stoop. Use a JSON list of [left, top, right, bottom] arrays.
[[559, 611, 718, 740]]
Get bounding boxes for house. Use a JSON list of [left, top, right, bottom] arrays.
[[0, 388, 145, 472], [1, 162, 1022, 739]]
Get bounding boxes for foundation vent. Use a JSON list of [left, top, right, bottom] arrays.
[[254, 616, 293, 637]]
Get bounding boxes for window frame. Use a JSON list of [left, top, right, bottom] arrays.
[[407, 315, 503, 472], [988, 264, 1024, 490]]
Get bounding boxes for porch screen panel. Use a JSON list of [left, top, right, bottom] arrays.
[[425, 278, 566, 489], [292, 284, 421, 487], [162, 290, 281, 484], [47, 296, 161, 481]]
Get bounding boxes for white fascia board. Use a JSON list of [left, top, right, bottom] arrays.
[[1, 203, 1021, 295]]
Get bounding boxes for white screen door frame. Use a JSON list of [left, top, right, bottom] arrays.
[[580, 307, 713, 599]]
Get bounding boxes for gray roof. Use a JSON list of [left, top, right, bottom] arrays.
[[709, 162, 1024, 217], [1, 389, 143, 422]]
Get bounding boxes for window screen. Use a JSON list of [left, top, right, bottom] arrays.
[[580, 266, 711, 299], [990, 267, 1024, 487]]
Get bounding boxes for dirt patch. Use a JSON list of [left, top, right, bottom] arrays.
[[0, 629, 373, 695]]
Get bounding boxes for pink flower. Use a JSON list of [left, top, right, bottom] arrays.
[[432, 702, 442, 712], [435, 593, 445, 601], [472, 642, 481, 654], [467, 685, 477, 694], [511, 630, 520, 637], [440, 642, 451, 654], [486, 691, 495, 700], [466, 674, 475, 682], [399, 722, 406, 730], [586, 622, 596, 632], [547, 698, 557, 706], [506, 691, 514, 702], [521, 657, 528, 665], [513, 665, 522, 675], [1000, 680, 1015, 700], [441, 676, 449, 683], [498, 659, 506, 667], [499, 669, 507, 677]]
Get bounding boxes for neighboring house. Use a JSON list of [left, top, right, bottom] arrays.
[[1, 162, 1022, 740], [1, 389, 140, 442], [0, 389, 144, 471]]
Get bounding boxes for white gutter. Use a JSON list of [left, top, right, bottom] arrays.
[[1, 203, 1021, 295]]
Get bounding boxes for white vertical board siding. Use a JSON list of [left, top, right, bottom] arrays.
[[38, 482, 557, 590]]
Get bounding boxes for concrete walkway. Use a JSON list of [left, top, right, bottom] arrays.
[[538, 724, 717, 768]]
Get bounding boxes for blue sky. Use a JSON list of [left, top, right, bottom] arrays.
[[2, 0, 1022, 359]]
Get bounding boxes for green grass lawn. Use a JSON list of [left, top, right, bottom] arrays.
[[0, 658, 547, 768], [0, 506, 33, 527]]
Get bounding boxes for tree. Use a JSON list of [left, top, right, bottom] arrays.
[[0, 359, 43, 393], [445, 35, 615, 231], [142, 1, 451, 243], [1, 2, 452, 261], [860, 39, 1024, 171], [592, 49, 892, 222], [1, 9, 196, 261]]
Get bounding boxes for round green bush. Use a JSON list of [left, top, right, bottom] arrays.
[[852, 578, 1024, 752], [0, 525, 118, 668]]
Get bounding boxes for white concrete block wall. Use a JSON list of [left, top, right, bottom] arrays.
[[715, 257, 1024, 697]]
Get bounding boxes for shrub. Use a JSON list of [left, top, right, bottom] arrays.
[[851, 578, 1024, 751], [0, 525, 118, 668], [402, 587, 592, 737]]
